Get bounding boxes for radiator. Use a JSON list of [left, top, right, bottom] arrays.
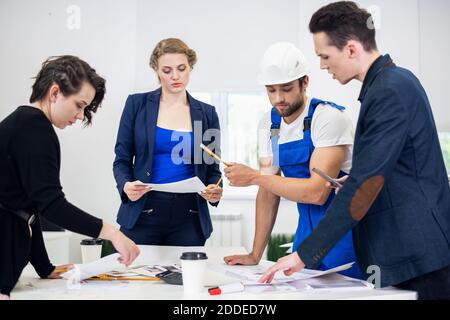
[[206, 212, 242, 247]]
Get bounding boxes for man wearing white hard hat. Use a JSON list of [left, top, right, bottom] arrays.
[[224, 42, 362, 279]]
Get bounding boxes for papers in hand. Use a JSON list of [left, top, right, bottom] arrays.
[[61, 254, 125, 281], [139, 177, 207, 193]]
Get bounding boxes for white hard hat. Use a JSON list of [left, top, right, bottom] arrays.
[[257, 42, 310, 86]]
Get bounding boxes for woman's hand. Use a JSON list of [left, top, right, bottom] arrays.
[[99, 223, 140, 266], [200, 184, 223, 203], [124, 180, 152, 202], [0, 293, 10, 300], [47, 264, 74, 279]]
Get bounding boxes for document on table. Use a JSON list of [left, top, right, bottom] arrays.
[[61, 251, 183, 282], [213, 262, 373, 294], [61, 254, 126, 281], [244, 273, 372, 294], [220, 262, 356, 283], [139, 176, 207, 193]]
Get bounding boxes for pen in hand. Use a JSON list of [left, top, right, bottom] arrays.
[[215, 176, 223, 187], [200, 143, 227, 188], [200, 144, 229, 168]]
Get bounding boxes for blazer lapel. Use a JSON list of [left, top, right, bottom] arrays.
[[145, 88, 162, 177], [187, 92, 203, 178]]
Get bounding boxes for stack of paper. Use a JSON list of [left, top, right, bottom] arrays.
[[61, 254, 181, 282], [139, 177, 206, 193], [215, 262, 374, 294]]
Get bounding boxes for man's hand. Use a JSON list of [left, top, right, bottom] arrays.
[[326, 175, 349, 194], [0, 293, 10, 300], [124, 180, 152, 202], [223, 252, 260, 265], [259, 252, 305, 283], [224, 163, 259, 187]]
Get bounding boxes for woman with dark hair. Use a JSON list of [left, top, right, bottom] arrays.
[[0, 55, 140, 300], [114, 38, 223, 246]]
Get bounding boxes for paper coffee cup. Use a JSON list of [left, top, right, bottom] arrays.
[[80, 238, 103, 264], [180, 252, 208, 294]]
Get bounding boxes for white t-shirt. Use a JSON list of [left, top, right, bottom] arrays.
[[258, 97, 354, 174]]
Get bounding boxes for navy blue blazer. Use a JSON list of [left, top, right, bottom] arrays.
[[296, 55, 450, 287], [113, 88, 222, 239]]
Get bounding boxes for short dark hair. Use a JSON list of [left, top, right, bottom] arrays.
[[30, 55, 106, 125], [309, 1, 377, 52], [298, 76, 307, 89]]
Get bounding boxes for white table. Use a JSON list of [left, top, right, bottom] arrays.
[[11, 246, 417, 300]]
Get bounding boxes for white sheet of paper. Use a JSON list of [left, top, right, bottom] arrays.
[[142, 177, 207, 193], [225, 262, 371, 294], [244, 273, 371, 294], [291, 262, 356, 280], [287, 273, 372, 290], [219, 262, 355, 284], [61, 253, 126, 281]]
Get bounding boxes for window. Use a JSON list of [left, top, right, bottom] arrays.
[[191, 91, 271, 169], [191, 91, 271, 196], [439, 132, 450, 175], [226, 92, 271, 168]]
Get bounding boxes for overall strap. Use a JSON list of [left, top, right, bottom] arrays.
[[304, 98, 346, 133], [270, 108, 281, 166]]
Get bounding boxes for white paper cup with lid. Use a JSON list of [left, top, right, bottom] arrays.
[[180, 252, 208, 294], [80, 238, 103, 264]]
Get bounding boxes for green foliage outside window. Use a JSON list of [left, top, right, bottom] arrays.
[[440, 134, 450, 173], [267, 233, 295, 262]]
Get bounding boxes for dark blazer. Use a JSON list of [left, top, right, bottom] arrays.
[[296, 54, 450, 287], [113, 88, 222, 239]]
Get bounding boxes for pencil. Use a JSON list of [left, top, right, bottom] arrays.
[[215, 176, 223, 187], [86, 274, 161, 281], [200, 144, 229, 167], [85, 278, 160, 281], [54, 266, 70, 273]]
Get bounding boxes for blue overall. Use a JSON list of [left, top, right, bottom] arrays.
[[271, 98, 363, 279]]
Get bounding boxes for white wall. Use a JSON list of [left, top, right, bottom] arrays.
[[0, 0, 448, 263], [419, 0, 450, 131], [134, 0, 301, 92], [0, 0, 138, 262]]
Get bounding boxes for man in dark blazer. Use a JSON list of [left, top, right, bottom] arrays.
[[260, 1, 450, 300]]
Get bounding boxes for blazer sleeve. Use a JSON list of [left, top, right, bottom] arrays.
[[205, 106, 223, 207], [296, 87, 410, 269], [113, 95, 137, 204]]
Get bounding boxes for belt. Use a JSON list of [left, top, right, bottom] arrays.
[[0, 202, 36, 226]]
